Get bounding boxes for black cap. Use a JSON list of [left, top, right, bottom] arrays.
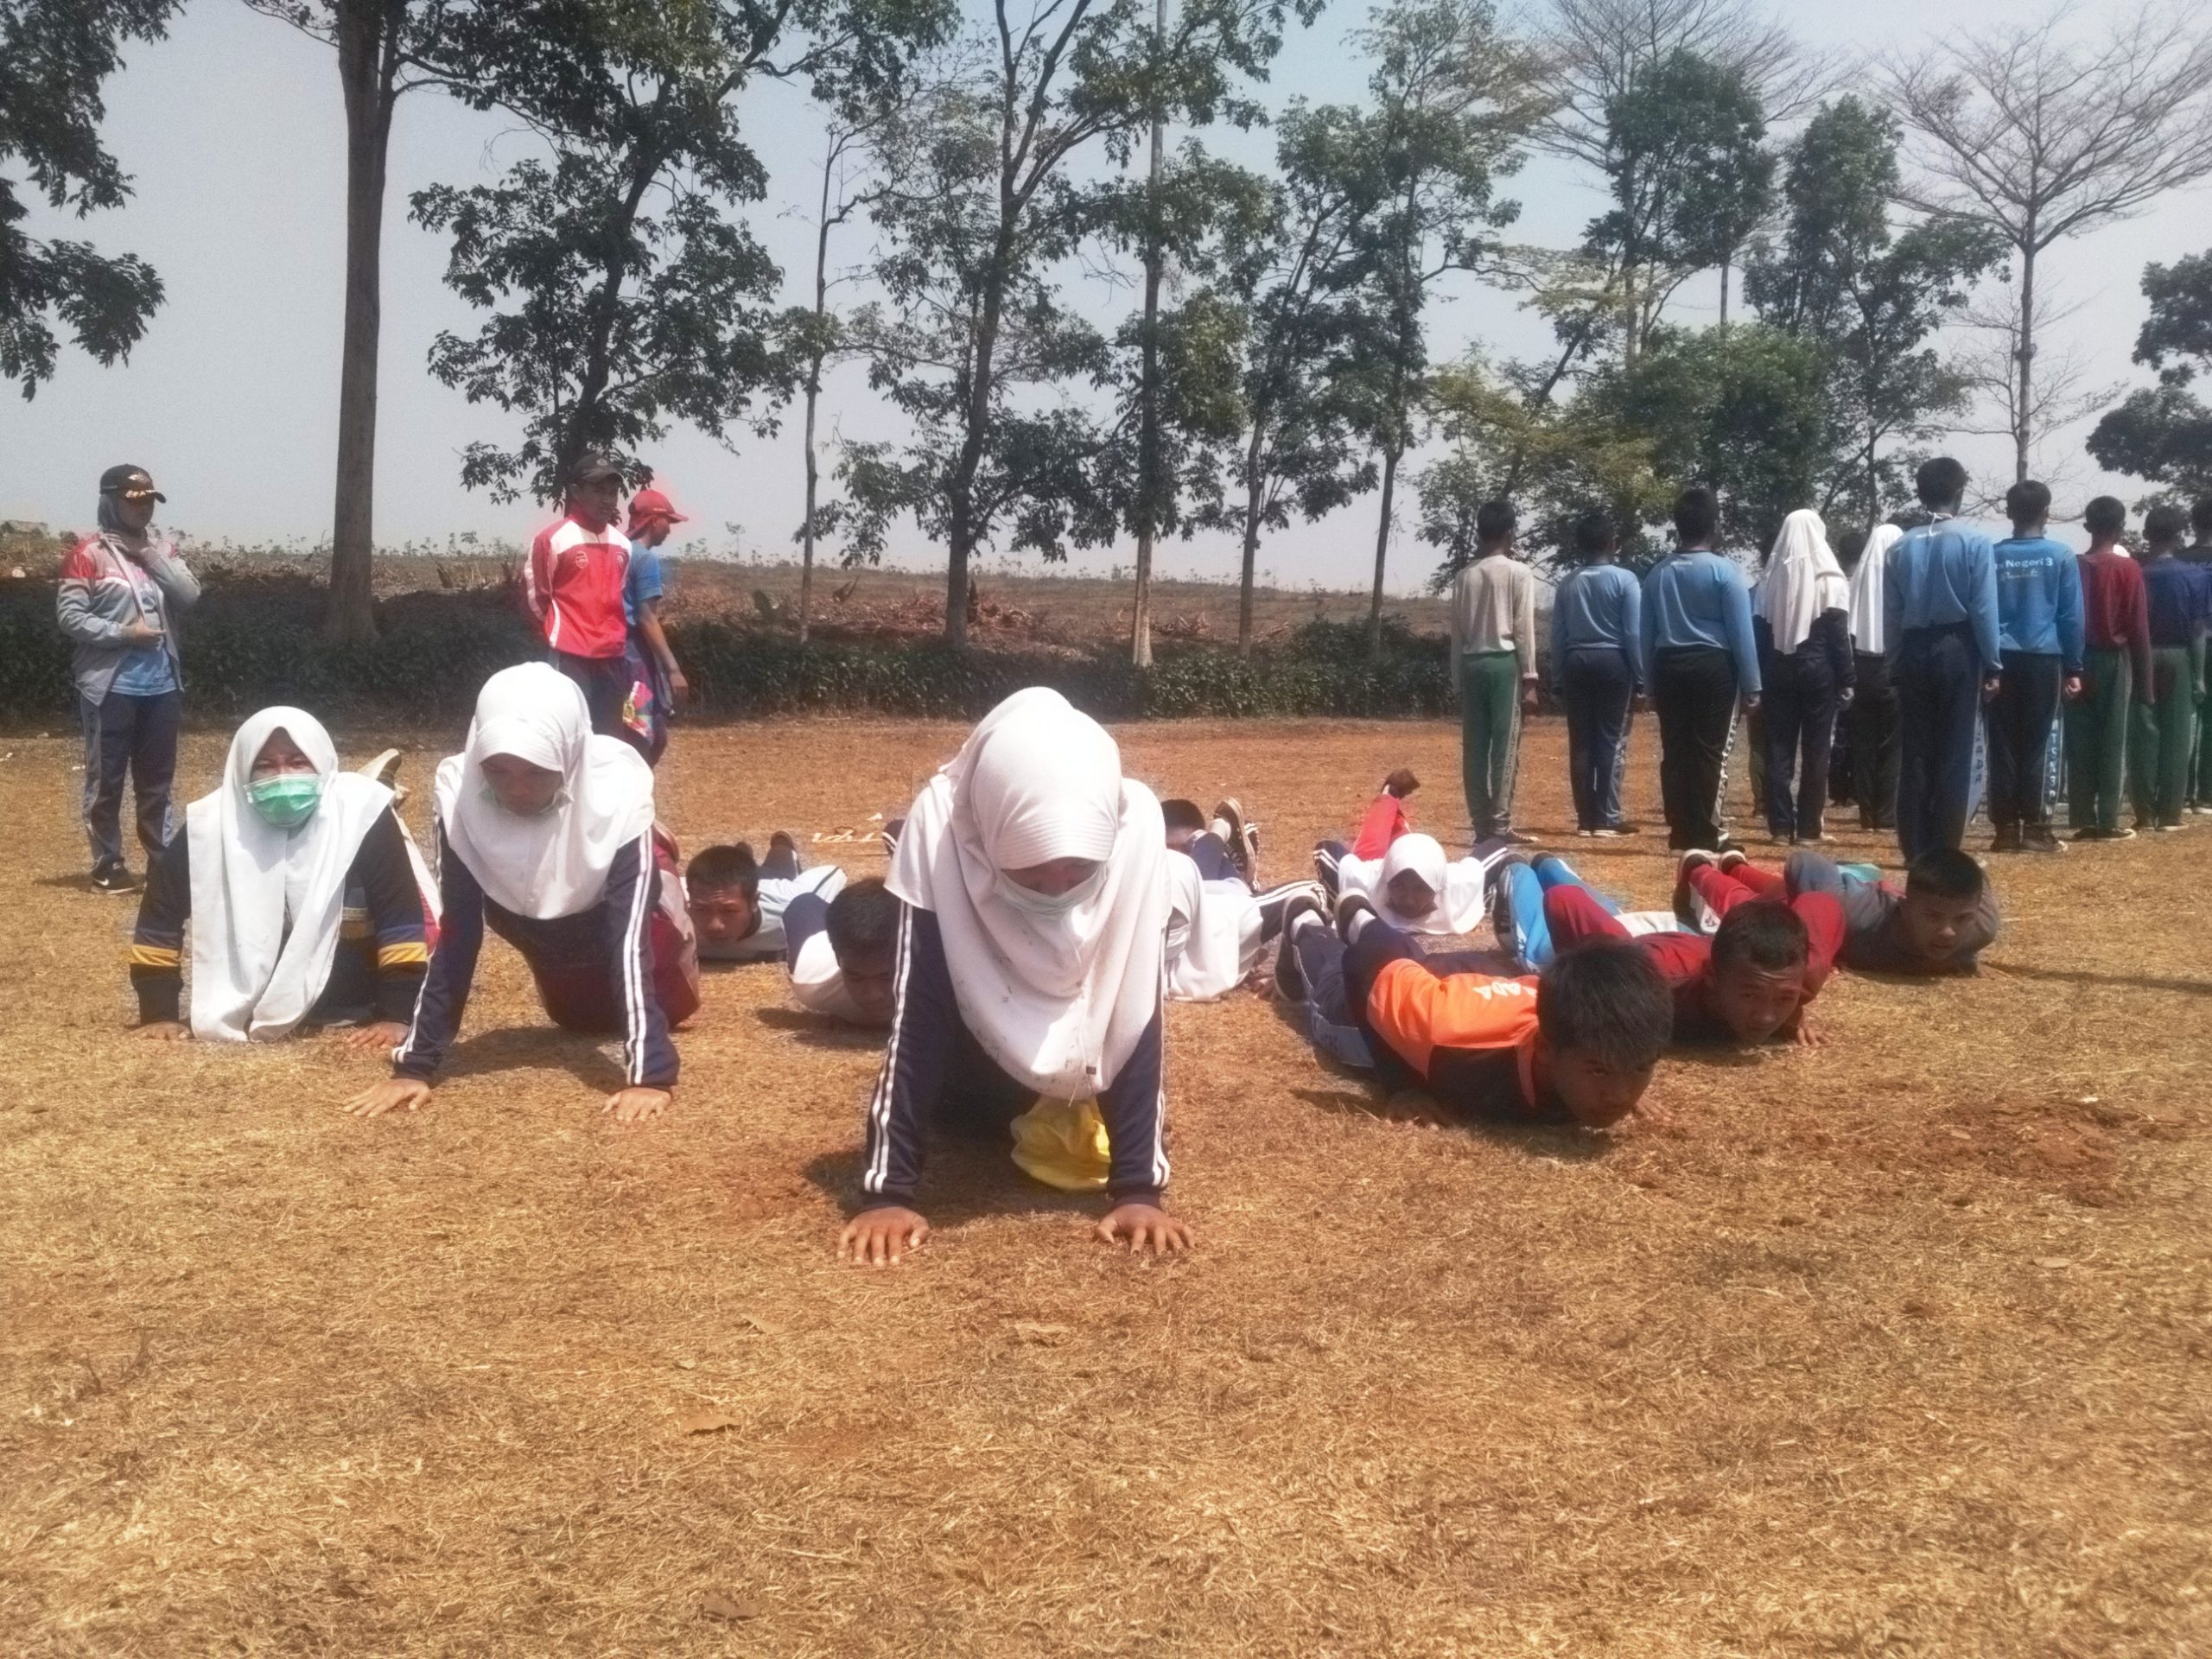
[[99, 464, 165, 502], [570, 455, 624, 487]]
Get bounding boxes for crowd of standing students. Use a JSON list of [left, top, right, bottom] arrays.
[[1447, 461, 2212, 861]]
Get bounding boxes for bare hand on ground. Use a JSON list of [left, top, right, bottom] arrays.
[[1096, 1203, 1192, 1256], [603, 1086, 671, 1123], [339, 1020, 411, 1051], [134, 1020, 188, 1041], [842, 1205, 930, 1266], [346, 1077, 432, 1117]]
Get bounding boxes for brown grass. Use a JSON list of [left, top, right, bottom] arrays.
[[3, 715, 2209, 1656]]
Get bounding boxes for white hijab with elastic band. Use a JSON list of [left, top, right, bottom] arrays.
[[434, 663, 657, 919], [184, 707, 393, 1042], [1847, 522, 1903, 653], [1760, 507, 1851, 654], [1332, 831, 1491, 935], [887, 687, 1166, 1096]]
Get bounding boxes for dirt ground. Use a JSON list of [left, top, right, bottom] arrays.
[[2, 715, 2208, 1656]]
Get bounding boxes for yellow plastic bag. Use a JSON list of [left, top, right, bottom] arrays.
[[1009, 1097, 1113, 1192]]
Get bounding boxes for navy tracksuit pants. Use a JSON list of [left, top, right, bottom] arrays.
[[1895, 622, 1982, 860], [1561, 646, 1635, 831]]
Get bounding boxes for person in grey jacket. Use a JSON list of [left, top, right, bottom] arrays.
[[56, 465, 200, 892]]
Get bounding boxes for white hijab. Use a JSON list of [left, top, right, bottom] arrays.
[[184, 708, 394, 1042], [887, 688, 1166, 1096], [1163, 854, 1262, 1002], [1848, 523, 1902, 653], [433, 664, 657, 919], [1760, 508, 1851, 654], [1333, 832, 1492, 935]]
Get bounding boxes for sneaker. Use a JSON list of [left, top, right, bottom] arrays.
[[2158, 820, 2185, 832], [1576, 828, 1596, 838], [89, 863, 137, 895], [2111, 826, 2139, 841], [2021, 826, 2067, 855], [1333, 889, 1378, 939], [1717, 848, 1749, 873], [1673, 849, 1719, 928], [1491, 828, 1536, 847], [880, 816, 905, 856], [359, 747, 404, 788], [1274, 893, 1327, 1001], [1990, 822, 2022, 854], [1211, 798, 1255, 884]]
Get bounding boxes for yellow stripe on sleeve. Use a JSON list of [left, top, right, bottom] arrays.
[[127, 944, 181, 969], [377, 943, 429, 969]]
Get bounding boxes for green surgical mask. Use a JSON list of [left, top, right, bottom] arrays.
[[247, 773, 322, 829]]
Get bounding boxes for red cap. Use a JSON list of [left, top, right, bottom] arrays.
[[627, 487, 688, 532]]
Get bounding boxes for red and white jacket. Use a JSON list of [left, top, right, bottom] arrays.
[[525, 516, 632, 659]]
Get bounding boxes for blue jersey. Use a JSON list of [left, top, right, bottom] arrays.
[[1992, 535, 2084, 669], [1885, 517, 2000, 671], [1640, 550, 1760, 696], [1550, 562, 1644, 686]]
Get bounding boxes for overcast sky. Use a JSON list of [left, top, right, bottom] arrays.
[[2, 0, 2203, 589]]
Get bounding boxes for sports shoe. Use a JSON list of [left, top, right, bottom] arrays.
[[1274, 892, 1327, 1001], [1990, 822, 2022, 854], [1597, 821, 1639, 836], [2021, 825, 2067, 855], [359, 747, 404, 788], [1717, 848, 1748, 873], [1211, 798, 1255, 885], [2158, 820, 2185, 832], [1673, 849, 1719, 928], [1491, 828, 1536, 847], [1333, 889, 1378, 939], [90, 863, 137, 895]]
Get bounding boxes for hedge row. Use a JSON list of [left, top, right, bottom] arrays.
[[0, 584, 1458, 724]]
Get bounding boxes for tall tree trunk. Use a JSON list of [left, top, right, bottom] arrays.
[[2012, 237, 2037, 484], [1131, 0, 1166, 671], [1237, 412, 1266, 658], [326, 0, 398, 645], [799, 142, 837, 649], [1717, 254, 1731, 331], [1367, 444, 1398, 660], [557, 156, 659, 487]]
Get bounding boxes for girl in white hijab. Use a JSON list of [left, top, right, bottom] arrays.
[[844, 688, 1185, 1267], [1314, 831, 1495, 936], [346, 664, 696, 1126], [128, 707, 433, 1045], [1844, 522, 1904, 830], [1754, 508, 1857, 843]]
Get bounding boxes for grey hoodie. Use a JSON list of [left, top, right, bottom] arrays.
[[55, 528, 200, 704]]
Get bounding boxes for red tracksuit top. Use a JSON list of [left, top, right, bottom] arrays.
[[526, 515, 632, 659]]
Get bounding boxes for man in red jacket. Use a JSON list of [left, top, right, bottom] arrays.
[[525, 456, 636, 741], [2066, 496, 2152, 841]]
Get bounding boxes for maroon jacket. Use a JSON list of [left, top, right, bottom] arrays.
[[2077, 548, 2152, 700]]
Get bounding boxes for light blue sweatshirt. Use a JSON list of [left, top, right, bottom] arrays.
[[1640, 550, 1761, 696], [1550, 562, 1644, 688], [1884, 517, 2001, 671], [1993, 535, 2085, 670]]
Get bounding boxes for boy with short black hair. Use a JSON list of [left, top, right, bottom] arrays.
[[1538, 853, 1841, 1046], [2069, 496, 2153, 840], [1448, 499, 1539, 842], [1885, 456, 2001, 861], [2132, 504, 2209, 831], [687, 833, 847, 962], [1988, 479, 2084, 853], [784, 876, 899, 1027], [1308, 899, 1673, 1128], [1642, 484, 1760, 851], [1694, 848, 1999, 976], [1551, 507, 1644, 836]]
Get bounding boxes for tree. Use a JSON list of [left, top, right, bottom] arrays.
[[2088, 251, 2212, 500], [1192, 103, 1380, 655], [414, 0, 948, 504], [1340, 0, 1545, 657], [1745, 97, 2003, 530], [0, 0, 175, 397], [1580, 49, 1770, 364], [842, 0, 1314, 647], [1888, 4, 2212, 482]]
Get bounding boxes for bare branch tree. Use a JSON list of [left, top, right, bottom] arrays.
[[1948, 285, 2123, 505], [1526, 0, 1832, 172], [1886, 3, 2212, 482]]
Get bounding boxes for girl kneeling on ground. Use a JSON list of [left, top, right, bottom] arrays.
[[130, 707, 433, 1045], [844, 688, 1185, 1265], [347, 664, 698, 1125]]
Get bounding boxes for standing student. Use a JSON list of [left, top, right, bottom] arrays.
[[1549, 508, 1643, 836], [1448, 499, 1539, 842], [1885, 457, 2001, 861], [2183, 497, 2212, 813], [1987, 480, 2085, 854], [128, 709, 432, 1044], [1754, 508, 1854, 844], [620, 486, 691, 764], [1845, 523, 1904, 830], [2132, 505, 2209, 832], [525, 456, 637, 743], [847, 689, 1183, 1265], [56, 464, 200, 893], [1641, 485, 1761, 851], [346, 664, 698, 1124], [2067, 496, 2152, 842]]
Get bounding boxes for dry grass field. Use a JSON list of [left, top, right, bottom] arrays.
[[3, 714, 2208, 1656]]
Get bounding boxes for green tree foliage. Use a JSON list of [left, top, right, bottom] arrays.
[[1745, 97, 2003, 531], [0, 0, 174, 397], [1580, 48, 1769, 363], [414, 0, 950, 502], [2088, 251, 2212, 501]]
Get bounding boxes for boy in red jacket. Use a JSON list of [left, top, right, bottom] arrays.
[[525, 457, 636, 741], [2067, 496, 2152, 841]]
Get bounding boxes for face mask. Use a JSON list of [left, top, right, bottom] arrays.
[[480, 784, 566, 818], [247, 773, 322, 830], [994, 864, 1107, 918]]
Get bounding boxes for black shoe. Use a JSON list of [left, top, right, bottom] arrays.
[[2021, 825, 2066, 854], [1333, 890, 1378, 940], [1211, 798, 1255, 885], [1491, 828, 1536, 847], [1990, 822, 2022, 854], [1274, 893, 1326, 1001], [90, 864, 137, 894]]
